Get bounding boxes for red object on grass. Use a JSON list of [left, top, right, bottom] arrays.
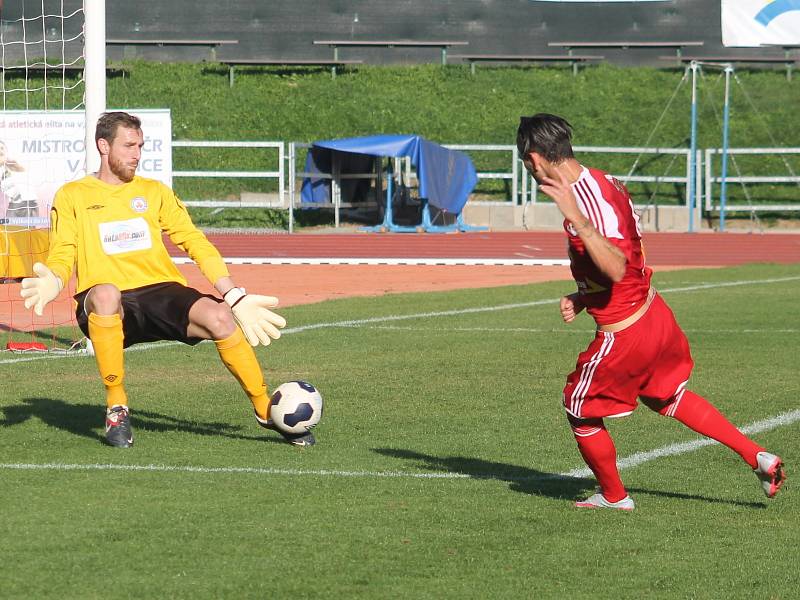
[[6, 341, 48, 352]]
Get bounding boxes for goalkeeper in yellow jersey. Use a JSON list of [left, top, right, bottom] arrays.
[[19, 111, 313, 447]]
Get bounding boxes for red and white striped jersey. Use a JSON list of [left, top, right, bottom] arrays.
[[564, 166, 652, 325]]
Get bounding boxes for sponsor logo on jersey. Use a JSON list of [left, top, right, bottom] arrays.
[[130, 196, 148, 213], [99, 217, 152, 255], [605, 174, 627, 195], [87, 205, 105, 210], [577, 277, 608, 295]]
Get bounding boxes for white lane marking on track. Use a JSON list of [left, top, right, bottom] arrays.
[[174, 256, 570, 267], [2, 275, 799, 366], [0, 409, 797, 481]]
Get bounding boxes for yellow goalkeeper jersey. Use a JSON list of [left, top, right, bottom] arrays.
[[46, 174, 229, 293]]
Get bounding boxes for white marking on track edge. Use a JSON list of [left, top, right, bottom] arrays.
[[173, 257, 570, 267], [1, 274, 798, 366], [1, 409, 797, 481]]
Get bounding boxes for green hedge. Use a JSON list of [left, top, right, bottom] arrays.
[[4, 62, 799, 224], [104, 62, 797, 145]]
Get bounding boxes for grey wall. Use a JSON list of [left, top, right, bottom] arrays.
[[2, 1, 787, 67]]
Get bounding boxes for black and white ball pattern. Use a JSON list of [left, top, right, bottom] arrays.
[[269, 381, 323, 434]]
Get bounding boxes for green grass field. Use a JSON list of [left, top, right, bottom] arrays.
[[1, 263, 798, 598]]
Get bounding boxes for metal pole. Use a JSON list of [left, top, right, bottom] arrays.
[[704, 148, 713, 217], [278, 142, 285, 210], [332, 153, 340, 228], [84, 0, 107, 175], [511, 146, 519, 205], [688, 62, 699, 233], [719, 64, 733, 232], [384, 161, 394, 229], [288, 143, 295, 233]]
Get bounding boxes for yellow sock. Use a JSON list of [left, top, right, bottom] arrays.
[[87, 312, 127, 409], [215, 328, 270, 420]]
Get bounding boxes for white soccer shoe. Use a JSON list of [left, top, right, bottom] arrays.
[[754, 451, 786, 498], [575, 492, 635, 511]]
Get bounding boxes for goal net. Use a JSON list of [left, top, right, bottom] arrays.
[[0, 0, 105, 353]]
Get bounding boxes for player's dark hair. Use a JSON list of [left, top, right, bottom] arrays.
[[517, 113, 574, 163], [95, 111, 141, 144]]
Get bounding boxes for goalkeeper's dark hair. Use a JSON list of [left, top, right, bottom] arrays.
[[517, 113, 574, 163], [95, 111, 142, 144]]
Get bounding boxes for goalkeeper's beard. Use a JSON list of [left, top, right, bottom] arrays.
[[109, 155, 138, 183]]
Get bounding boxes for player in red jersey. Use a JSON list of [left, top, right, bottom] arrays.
[[516, 113, 785, 509]]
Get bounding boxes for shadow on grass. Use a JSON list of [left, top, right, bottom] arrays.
[[0, 397, 287, 445], [374, 447, 594, 501], [374, 448, 766, 509]]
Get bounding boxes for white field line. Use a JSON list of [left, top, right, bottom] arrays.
[[360, 326, 800, 334], [560, 408, 800, 479], [254, 275, 800, 337], [2, 274, 798, 366], [0, 462, 471, 479], [0, 340, 179, 365], [1, 408, 798, 481]]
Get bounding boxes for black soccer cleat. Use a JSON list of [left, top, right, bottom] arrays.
[[254, 410, 316, 447], [105, 405, 134, 448]]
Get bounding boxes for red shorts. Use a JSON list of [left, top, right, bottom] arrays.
[[563, 293, 694, 419]]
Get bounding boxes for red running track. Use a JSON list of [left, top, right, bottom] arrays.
[[169, 231, 800, 266], [5, 230, 799, 337]]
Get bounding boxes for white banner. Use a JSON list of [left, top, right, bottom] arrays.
[[722, 0, 800, 46], [0, 109, 172, 229]]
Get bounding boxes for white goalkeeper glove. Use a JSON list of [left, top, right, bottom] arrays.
[[20, 262, 64, 316], [224, 287, 286, 347]]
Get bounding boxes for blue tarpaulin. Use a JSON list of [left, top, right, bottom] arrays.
[[301, 134, 478, 215]]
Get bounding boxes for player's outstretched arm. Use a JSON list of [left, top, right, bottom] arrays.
[[223, 287, 287, 346], [19, 262, 64, 316]]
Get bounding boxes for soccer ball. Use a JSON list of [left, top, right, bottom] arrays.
[[269, 381, 323, 435]]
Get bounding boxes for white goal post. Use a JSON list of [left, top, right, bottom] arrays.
[[0, 0, 105, 171], [83, 0, 106, 173], [0, 0, 106, 351]]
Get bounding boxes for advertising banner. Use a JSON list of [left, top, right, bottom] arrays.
[[0, 109, 171, 278], [722, 0, 800, 46]]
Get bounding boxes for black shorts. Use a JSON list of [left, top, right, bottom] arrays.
[[75, 282, 220, 348]]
